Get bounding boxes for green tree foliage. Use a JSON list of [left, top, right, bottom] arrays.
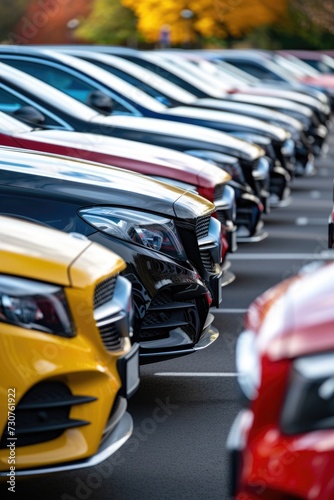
[[76, 0, 139, 46], [266, 0, 334, 49], [0, 0, 31, 42]]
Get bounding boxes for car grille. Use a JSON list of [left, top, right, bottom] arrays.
[[98, 322, 122, 350], [94, 276, 117, 309], [214, 184, 225, 200], [140, 289, 197, 342], [94, 275, 126, 352], [199, 249, 215, 272], [0, 382, 95, 448], [196, 214, 211, 239]]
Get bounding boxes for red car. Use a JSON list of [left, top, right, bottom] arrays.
[[228, 261, 334, 499]]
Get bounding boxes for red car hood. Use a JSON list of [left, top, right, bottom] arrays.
[[11, 129, 230, 189], [246, 262, 334, 360], [301, 74, 334, 89]]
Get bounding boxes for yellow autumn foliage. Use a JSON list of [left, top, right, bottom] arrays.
[[121, 0, 287, 43]]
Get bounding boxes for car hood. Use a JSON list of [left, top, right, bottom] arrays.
[[0, 215, 124, 287], [246, 262, 334, 360], [91, 115, 264, 161], [0, 146, 215, 220], [193, 98, 303, 132], [18, 129, 230, 188], [302, 74, 334, 89], [165, 106, 288, 141]]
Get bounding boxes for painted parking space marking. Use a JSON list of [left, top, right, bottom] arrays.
[[154, 372, 238, 377], [230, 252, 334, 260], [213, 308, 247, 314], [295, 217, 325, 226]]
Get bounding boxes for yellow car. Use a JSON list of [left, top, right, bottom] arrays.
[[0, 216, 139, 481]]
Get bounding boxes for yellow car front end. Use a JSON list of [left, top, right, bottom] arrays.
[[0, 216, 139, 478]]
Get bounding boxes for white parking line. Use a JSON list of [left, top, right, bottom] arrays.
[[213, 308, 247, 314], [310, 190, 321, 199], [230, 253, 334, 260], [154, 372, 238, 377], [296, 217, 326, 226]]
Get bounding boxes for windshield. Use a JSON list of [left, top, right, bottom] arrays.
[[274, 54, 319, 78], [1, 51, 168, 114], [213, 60, 259, 84], [164, 56, 232, 92], [188, 58, 249, 88], [0, 61, 99, 121], [143, 54, 226, 98], [305, 55, 334, 73], [77, 53, 196, 106]]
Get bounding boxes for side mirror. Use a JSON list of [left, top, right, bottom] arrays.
[[13, 105, 46, 126], [87, 90, 113, 115]]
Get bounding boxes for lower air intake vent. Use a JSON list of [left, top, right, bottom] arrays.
[[0, 382, 96, 448]]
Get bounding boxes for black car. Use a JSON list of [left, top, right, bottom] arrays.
[[0, 62, 268, 241], [0, 146, 223, 363]]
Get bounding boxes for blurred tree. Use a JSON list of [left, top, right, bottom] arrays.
[[0, 0, 30, 42], [264, 0, 334, 49], [76, 0, 140, 46], [9, 0, 92, 44], [293, 0, 334, 35], [121, 0, 287, 45]]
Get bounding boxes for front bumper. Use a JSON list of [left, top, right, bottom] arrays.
[[139, 312, 219, 363], [1, 411, 133, 478], [226, 409, 254, 497], [89, 231, 217, 362]]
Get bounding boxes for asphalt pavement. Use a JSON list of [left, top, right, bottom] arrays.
[[3, 131, 334, 500]]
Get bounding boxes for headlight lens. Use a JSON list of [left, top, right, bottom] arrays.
[[252, 157, 270, 182], [281, 138, 295, 157], [80, 207, 187, 261], [0, 275, 74, 337], [236, 329, 261, 402], [280, 352, 334, 434]]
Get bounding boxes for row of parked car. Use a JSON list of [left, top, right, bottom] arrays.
[[0, 46, 333, 491]]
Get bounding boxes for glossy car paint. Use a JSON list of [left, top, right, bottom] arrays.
[[0, 48, 291, 145], [0, 215, 137, 476], [0, 147, 220, 362], [0, 112, 237, 272], [229, 263, 334, 499], [0, 62, 268, 240]]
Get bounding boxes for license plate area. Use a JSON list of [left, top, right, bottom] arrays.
[[117, 343, 140, 398]]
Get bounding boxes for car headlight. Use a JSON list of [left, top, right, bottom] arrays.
[[236, 329, 261, 402], [0, 275, 74, 337], [280, 352, 334, 434], [79, 207, 187, 261], [252, 157, 270, 182], [281, 138, 295, 157]]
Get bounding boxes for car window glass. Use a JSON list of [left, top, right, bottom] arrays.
[[82, 59, 175, 106], [0, 86, 64, 127], [123, 56, 206, 97], [230, 61, 281, 80], [4, 60, 132, 115]]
